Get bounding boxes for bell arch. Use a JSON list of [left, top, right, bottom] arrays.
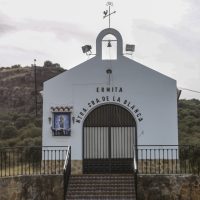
[[96, 28, 123, 59]]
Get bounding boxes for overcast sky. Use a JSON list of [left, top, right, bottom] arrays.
[[0, 0, 200, 99]]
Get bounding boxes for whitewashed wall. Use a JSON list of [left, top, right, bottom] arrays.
[[42, 28, 178, 160]]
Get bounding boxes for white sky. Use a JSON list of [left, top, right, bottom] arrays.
[[0, 0, 200, 99]]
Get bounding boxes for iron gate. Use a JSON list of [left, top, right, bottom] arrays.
[[83, 104, 136, 173]]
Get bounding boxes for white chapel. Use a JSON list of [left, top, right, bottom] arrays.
[[42, 26, 178, 173]]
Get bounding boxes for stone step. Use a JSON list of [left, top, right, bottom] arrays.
[[69, 181, 134, 185], [66, 174, 136, 200], [70, 175, 134, 179], [67, 187, 134, 193], [67, 193, 135, 197], [66, 194, 136, 198], [68, 181, 135, 188], [69, 176, 134, 182], [70, 177, 134, 180], [67, 196, 136, 200], [68, 186, 134, 191]]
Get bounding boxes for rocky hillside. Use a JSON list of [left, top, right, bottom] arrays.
[[0, 64, 65, 147], [0, 65, 65, 114]]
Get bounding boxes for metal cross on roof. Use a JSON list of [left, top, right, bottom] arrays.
[[103, 2, 116, 28]]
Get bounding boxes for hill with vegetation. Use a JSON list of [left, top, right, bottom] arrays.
[[0, 63, 199, 147], [0, 61, 65, 147], [178, 99, 200, 145]]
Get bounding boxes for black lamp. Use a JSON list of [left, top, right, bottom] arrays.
[[82, 45, 92, 54]]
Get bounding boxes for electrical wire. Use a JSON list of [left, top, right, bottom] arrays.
[[178, 87, 200, 94]]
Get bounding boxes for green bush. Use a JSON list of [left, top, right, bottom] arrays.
[[1, 125, 17, 139], [33, 118, 42, 127], [19, 124, 41, 139], [0, 140, 9, 148], [15, 117, 30, 129], [178, 99, 200, 145], [0, 113, 12, 121], [7, 137, 21, 147], [17, 136, 42, 146], [11, 113, 20, 121]]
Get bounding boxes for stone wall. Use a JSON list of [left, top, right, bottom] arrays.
[[138, 175, 200, 200], [0, 175, 63, 200], [71, 160, 82, 175], [0, 174, 200, 200]]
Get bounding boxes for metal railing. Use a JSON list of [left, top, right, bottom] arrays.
[[0, 146, 68, 177], [63, 146, 71, 200], [137, 145, 200, 175], [133, 144, 138, 200]]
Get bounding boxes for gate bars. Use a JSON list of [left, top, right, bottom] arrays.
[[83, 104, 136, 173], [83, 126, 135, 173]]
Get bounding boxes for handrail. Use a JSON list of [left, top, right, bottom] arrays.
[[63, 146, 70, 170], [133, 144, 138, 200], [0, 146, 68, 150], [133, 145, 138, 173], [63, 146, 71, 200]]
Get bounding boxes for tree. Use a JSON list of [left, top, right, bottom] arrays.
[[43, 60, 61, 68], [11, 64, 21, 69], [15, 117, 30, 129], [43, 60, 53, 68], [52, 63, 61, 68]]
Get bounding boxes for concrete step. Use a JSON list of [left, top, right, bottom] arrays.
[[66, 195, 136, 200], [66, 174, 136, 200]]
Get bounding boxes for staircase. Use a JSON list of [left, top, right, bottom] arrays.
[[66, 174, 136, 200]]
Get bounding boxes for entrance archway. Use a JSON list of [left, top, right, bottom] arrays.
[[83, 104, 136, 173]]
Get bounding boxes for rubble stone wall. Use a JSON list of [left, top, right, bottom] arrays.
[[0, 174, 200, 200], [138, 175, 200, 200], [0, 175, 63, 200]]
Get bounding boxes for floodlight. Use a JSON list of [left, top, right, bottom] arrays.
[[126, 44, 135, 52], [82, 45, 92, 54]]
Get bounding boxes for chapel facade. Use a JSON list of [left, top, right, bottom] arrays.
[[42, 28, 178, 174]]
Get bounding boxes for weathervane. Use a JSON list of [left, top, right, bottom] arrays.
[[103, 2, 116, 28]]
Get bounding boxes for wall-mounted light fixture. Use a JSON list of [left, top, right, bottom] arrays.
[[48, 117, 52, 124], [81, 45, 96, 56], [106, 69, 112, 85], [106, 69, 112, 74], [72, 116, 75, 124], [125, 44, 135, 55], [82, 45, 92, 54]]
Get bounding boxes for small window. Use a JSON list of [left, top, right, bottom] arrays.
[[102, 34, 117, 60]]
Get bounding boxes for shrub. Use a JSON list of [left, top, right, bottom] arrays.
[[11, 113, 20, 121], [7, 137, 21, 147], [1, 125, 17, 139], [15, 117, 30, 129], [19, 124, 41, 139], [17, 136, 42, 147], [33, 118, 42, 127]]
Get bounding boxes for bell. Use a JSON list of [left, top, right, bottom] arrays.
[[107, 41, 112, 47]]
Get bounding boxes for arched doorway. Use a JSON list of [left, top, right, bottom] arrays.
[[83, 104, 136, 173]]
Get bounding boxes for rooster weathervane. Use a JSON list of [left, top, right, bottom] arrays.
[[103, 2, 116, 28]]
